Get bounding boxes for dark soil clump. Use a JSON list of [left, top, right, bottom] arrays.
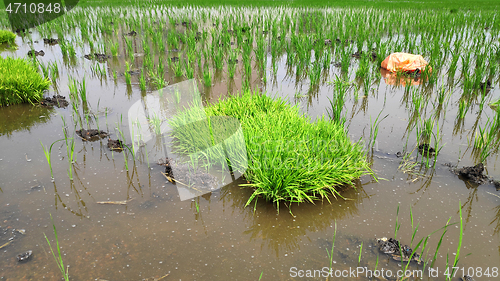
[[107, 139, 124, 151], [39, 95, 69, 108], [494, 180, 500, 191], [377, 237, 421, 263], [27, 50, 45, 57], [480, 80, 492, 91], [418, 143, 435, 156], [453, 163, 488, 185], [43, 38, 58, 45], [84, 53, 110, 62], [76, 129, 108, 141], [126, 30, 137, 36]]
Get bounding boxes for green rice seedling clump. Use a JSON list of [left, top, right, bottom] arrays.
[[0, 57, 51, 106], [0, 30, 16, 44], [171, 91, 372, 209]]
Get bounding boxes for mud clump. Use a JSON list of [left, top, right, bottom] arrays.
[[84, 53, 110, 62], [39, 95, 69, 108], [480, 80, 492, 91], [453, 163, 488, 185], [418, 143, 436, 156], [27, 50, 45, 57], [43, 38, 58, 45], [107, 139, 124, 151], [377, 237, 421, 263], [76, 129, 108, 141]]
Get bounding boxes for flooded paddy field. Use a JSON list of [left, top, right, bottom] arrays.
[[1, 5, 500, 281]]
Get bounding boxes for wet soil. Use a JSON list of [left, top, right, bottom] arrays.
[[43, 38, 58, 45], [452, 163, 489, 185], [107, 138, 124, 151], [377, 237, 421, 263], [418, 143, 436, 156], [27, 50, 44, 57], [39, 95, 69, 108], [76, 129, 108, 141], [84, 53, 111, 62]]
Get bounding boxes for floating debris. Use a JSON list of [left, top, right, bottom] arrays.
[[460, 275, 475, 281], [96, 198, 134, 205], [17, 250, 32, 262], [0, 240, 12, 250]]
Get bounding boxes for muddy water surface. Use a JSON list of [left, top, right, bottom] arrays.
[[1, 14, 500, 281]]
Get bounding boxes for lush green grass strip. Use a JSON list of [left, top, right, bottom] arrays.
[[0, 30, 16, 44], [0, 57, 51, 106], [169, 91, 372, 209]]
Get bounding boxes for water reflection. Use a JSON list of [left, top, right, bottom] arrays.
[[0, 104, 52, 137], [219, 179, 365, 257]]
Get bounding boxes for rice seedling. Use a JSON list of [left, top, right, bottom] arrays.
[[43, 214, 70, 281], [325, 221, 336, 281], [40, 139, 64, 181], [368, 112, 389, 150], [203, 67, 212, 87], [125, 62, 132, 85], [0, 29, 16, 44], [169, 91, 372, 211], [110, 40, 119, 56], [0, 57, 51, 106], [139, 68, 146, 91]]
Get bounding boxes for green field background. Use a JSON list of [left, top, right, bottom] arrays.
[[0, 0, 499, 10]]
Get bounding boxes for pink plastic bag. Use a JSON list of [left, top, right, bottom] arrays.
[[381, 53, 431, 72]]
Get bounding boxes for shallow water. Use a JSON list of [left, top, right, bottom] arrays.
[[1, 7, 500, 281]]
